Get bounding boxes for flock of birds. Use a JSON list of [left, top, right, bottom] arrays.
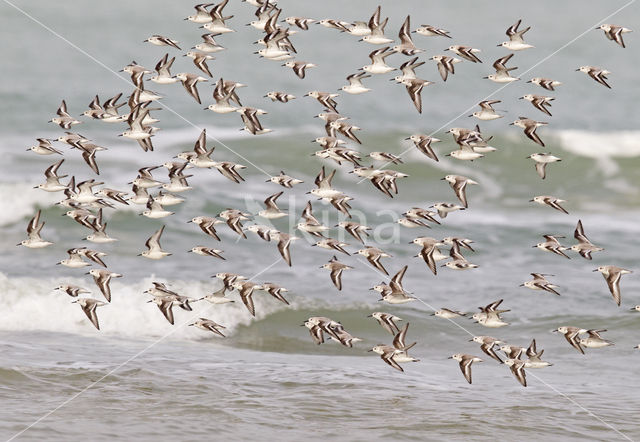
[[17, 1, 637, 387]]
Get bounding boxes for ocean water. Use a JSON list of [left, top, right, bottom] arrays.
[[2, 1, 640, 441]]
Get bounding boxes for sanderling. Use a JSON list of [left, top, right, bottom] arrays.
[[520, 273, 561, 296], [357, 246, 392, 275], [340, 72, 372, 94], [596, 24, 632, 48], [369, 312, 402, 335], [570, 219, 604, 260], [18, 210, 52, 248], [485, 54, 519, 83], [553, 326, 588, 354], [520, 94, 554, 116], [189, 318, 226, 337], [393, 16, 422, 55], [527, 152, 561, 179], [445, 45, 481, 63], [498, 19, 533, 51], [504, 358, 527, 387], [140, 225, 171, 260], [258, 191, 287, 219], [144, 35, 181, 50], [72, 298, 107, 330], [510, 117, 547, 146], [449, 354, 482, 384], [471, 336, 505, 363], [189, 246, 225, 260], [530, 195, 569, 214], [370, 323, 419, 372], [534, 234, 570, 259], [268, 230, 299, 266], [576, 66, 612, 89], [442, 175, 478, 208], [469, 100, 503, 121], [579, 329, 614, 349], [49, 100, 81, 129], [188, 216, 223, 241], [594, 265, 632, 306], [320, 255, 353, 291], [527, 77, 562, 91]]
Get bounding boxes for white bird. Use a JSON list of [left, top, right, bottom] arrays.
[[140, 225, 171, 260]]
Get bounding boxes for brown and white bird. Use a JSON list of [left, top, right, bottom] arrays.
[[510, 117, 547, 146], [189, 318, 226, 337], [144, 35, 181, 50], [72, 298, 107, 330], [49, 100, 81, 129], [449, 354, 483, 384], [370, 323, 419, 372], [520, 273, 561, 296], [595, 24, 632, 48], [530, 195, 569, 214], [553, 326, 588, 354], [445, 45, 481, 63], [594, 265, 632, 306], [87, 268, 122, 302], [527, 77, 562, 91], [576, 66, 612, 89], [520, 94, 554, 117], [282, 61, 316, 79], [400, 78, 433, 113], [570, 220, 604, 260], [175, 72, 208, 103], [442, 175, 478, 208], [527, 152, 561, 179], [368, 312, 402, 335], [392, 15, 422, 55], [533, 235, 570, 259], [470, 336, 504, 364], [430, 55, 461, 82], [320, 256, 353, 291], [17, 210, 52, 248]]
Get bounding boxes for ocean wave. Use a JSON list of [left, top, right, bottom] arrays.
[[555, 130, 640, 158], [0, 273, 376, 341], [0, 183, 59, 226]]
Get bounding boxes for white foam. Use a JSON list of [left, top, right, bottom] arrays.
[[555, 130, 640, 159], [0, 183, 59, 226], [0, 273, 295, 340]]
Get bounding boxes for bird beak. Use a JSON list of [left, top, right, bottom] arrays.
[[528, 199, 534, 202], [518, 283, 525, 287], [447, 356, 453, 359], [496, 44, 501, 47], [482, 76, 489, 79], [575, 68, 581, 71], [508, 122, 514, 126], [468, 339, 474, 342], [443, 48, 449, 51], [518, 97, 524, 100], [526, 80, 532, 83]]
